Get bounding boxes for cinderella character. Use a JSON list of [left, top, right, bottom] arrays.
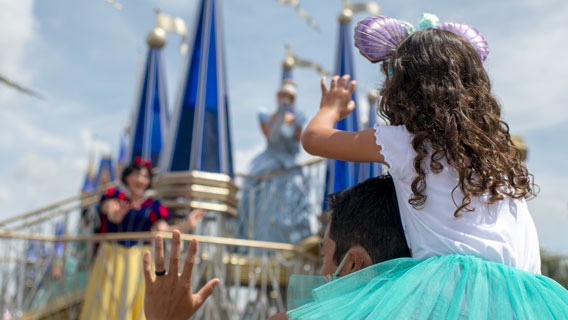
[[238, 80, 312, 244]]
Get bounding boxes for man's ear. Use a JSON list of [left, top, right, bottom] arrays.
[[340, 246, 371, 276]]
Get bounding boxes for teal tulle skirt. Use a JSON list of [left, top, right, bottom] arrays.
[[287, 255, 568, 319]]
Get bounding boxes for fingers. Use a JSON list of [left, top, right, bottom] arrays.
[[193, 278, 220, 308], [106, 200, 119, 214], [181, 238, 198, 285], [347, 100, 356, 112], [191, 209, 206, 220], [143, 250, 154, 287], [168, 230, 181, 277], [330, 75, 340, 90], [154, 234, 166, 275], [330, 75, 355, 92], [347, 80, 357, 96], [338, 74, 350, 89], [320, 77, 327, 95]]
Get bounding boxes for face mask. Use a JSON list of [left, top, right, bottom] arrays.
[[287, 253, 350, 311], [323, 253, 349, 283]]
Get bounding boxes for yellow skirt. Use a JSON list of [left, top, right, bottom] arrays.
[[79, 243, 150, 320]]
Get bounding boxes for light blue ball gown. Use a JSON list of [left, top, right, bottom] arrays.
[[237, 103, 312, 244]]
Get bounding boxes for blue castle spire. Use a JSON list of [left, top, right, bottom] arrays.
[[93, 156, 116, 189], [127, 28, 170, 167], [160, 0, 233, 177], [81, 147, 96, 192], [118, 132, 127, 166], [323, 10, 361, 209]]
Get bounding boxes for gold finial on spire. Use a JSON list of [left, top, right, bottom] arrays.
[[367, 89, 379, 104], [87, 144, 96, 181], [511, 135, 528, 161], [282, 42, 295, 70], [146, 27, 167, 49]]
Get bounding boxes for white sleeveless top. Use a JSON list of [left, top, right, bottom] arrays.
[[374, 124, 541, 274]]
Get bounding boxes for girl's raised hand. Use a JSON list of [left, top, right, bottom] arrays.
[[319, 75, 357, 121]]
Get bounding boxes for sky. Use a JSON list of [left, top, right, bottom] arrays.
[[0, 0, 566, 253]]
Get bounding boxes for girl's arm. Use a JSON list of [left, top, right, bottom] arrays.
[[301, 75, 386, 164]]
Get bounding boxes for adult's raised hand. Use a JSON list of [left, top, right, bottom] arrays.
[[143, 230, 219, 320]]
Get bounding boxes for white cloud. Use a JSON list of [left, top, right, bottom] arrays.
[[0, 1, 114, 218], [0, 0, 35, 78], [0, 109, 68, 150], [79, 128, 112, 156]]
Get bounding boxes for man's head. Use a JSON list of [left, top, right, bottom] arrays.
[[320, 175, 410, 276]]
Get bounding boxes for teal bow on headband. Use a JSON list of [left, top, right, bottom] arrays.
[[398, 13, 441, 36]]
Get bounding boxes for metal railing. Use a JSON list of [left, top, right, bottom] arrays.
[[0, 158, 327, 319], [235, 158, 326, 244], [0, 232, 319, 319], [2, 156, 564, 319]]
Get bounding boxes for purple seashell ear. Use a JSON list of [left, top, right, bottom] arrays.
[[354, 16, 409, 64], [437, 22, 489, 62]]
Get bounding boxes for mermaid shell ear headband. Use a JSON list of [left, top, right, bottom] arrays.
[[354, 13, 489, 64]]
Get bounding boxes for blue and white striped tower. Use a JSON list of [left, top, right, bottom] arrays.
[[322, 8, 361, 210], [93, 156, 116, 189], [81, 150, 96, 193], [159, 0, 233, 177], [282, 55, 294, 82], [126, 27, 170, 167]]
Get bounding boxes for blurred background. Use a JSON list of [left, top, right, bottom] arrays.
[[1, 0, 567, 318], [1, 0, 566, 253]]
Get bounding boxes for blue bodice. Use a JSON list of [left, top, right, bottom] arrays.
[[248, 107, 306, 175]]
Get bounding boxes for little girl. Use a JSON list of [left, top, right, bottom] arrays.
[[290, 14, 568, 319]]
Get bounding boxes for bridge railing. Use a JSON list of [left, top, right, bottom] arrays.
[[3, 156, 563, 319], [234, 158, 327, 243], [0, 231, 319, 320], [0, 158, 327, 319]]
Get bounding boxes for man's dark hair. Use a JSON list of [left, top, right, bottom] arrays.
[[329, 175, 410, 265]]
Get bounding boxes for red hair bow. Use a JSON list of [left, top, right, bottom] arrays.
[[133, 156, 152, 169]]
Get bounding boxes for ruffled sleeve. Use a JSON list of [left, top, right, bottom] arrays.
[[96, 187, 123, 234], [100, 187, 119, 202], [149, 200, 170, 223], [294, 111, 306, 127], [373, 124, 415, 180], [100, 187, 128, 202], [258, 108, 271, 124]]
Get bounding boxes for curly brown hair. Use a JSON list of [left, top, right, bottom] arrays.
[[378, 28, 533, 216]]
